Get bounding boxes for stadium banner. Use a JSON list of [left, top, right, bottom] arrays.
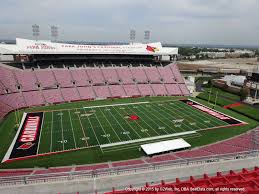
[[2, 112, 44, 163], [181, 99, 245, 125]]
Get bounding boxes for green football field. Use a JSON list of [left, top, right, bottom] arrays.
[[37, 99, 235, 154]]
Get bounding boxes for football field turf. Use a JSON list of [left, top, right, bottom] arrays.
[[36, 99, 240, 154]]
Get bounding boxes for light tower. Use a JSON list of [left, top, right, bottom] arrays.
[[51, 25, 58, 42], [32, 24, 40, 40], [129, 29, 136, 44], [144, 30, 150, 43]]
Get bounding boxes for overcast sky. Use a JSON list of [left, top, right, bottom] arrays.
[[1, 0, 259, 45]]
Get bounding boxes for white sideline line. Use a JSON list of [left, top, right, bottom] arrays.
[[2, 113, 27, 163], [50, 111, 53, 152], [83, 101, 150, 109], [100, 131, 196, 148]]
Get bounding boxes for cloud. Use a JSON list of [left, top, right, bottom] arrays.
[[0, 0, 259, 45]]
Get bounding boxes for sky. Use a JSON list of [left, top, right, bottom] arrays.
[[1, 0, 259, 46]]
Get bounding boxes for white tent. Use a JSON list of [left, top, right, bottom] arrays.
[[141, 138, 191, 155]]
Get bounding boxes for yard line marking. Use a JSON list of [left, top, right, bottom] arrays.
[[174, 102, 216, 129], [36, 112, 44, 155], [82, 108, 102, 146], [172, 101, 224, 128], [159, 103, 197, 131], [153, 103, 193, 131], [60, 111, 65, 151], [125, 105, 152, 137], [179, 101, 231, 126], [76, 108, 89, 147], [98, 107, 122, 141], [135, 105, 163, 135], [154, 103, 194, 132], [91, 108, 112, 144], [83, 101, 150, 109], [112, 106, 142, 139], [140, 105, 171, 134], [107, 107, 132, 140], [68, 110, 77, 148], [50, 111, 54, 152]]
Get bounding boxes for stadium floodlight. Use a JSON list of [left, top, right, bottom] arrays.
[[129, 29, 136, 43], [32, 24, 40, 40], [144, 30, 151, 43], [51, 25, 58, 42]]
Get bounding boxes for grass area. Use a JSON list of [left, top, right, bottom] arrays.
[[0, 96, 257, 169], [197, 87, 259, 121], [203, 87, 241, 101]]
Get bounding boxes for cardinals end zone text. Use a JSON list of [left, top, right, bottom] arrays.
[[2, 112, 43, 162]]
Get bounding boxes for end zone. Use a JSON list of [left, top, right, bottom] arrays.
[[2, 112, 44, 163], [181, 99, 247, 126]]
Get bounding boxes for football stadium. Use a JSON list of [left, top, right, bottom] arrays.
[[0, 38, 258, 194]]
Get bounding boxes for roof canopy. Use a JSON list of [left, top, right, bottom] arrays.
[[141, 138, 191, 155]]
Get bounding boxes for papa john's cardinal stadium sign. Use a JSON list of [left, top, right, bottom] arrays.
[[0, 38, 178, 56]]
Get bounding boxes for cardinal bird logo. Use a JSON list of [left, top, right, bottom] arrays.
[[146, 45, 159, 52], [17, 142, 35, 150], [129, 115, 140, 121]]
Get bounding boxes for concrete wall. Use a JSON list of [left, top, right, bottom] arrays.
[[1, 156, 259, 194]]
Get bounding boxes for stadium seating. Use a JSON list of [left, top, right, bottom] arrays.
[[35, 70, 57, 89], [143, 67, 161, 83], [131, 67, 148, 83], [70, 68, 90, 86], [0, 92, 26, 108], [112, 159, 145, 167], [123, 85, 140, 96], [0, 82, 6, 95], [60, 88, 81, 102], [165, 84, 182, 96], [151, 84, 167, 96], [157, 66, 176, 83], [169, 63, 185, 83], [42, 89, 63, 104], [137, 84, 154, 96], [105, 167, 259, 194], [116, 67, 134, 84], [0, 63, 188, 118], [33, 167, 72, 175], [77, 86, 96, 100], [0, 170, 33, 177], [74, 164, 109, 171], [94, 86, 111, 98], [23, 91, 44, 106], [0, 66, 18, 92], [102, 68, 120, 84], [53, 69, 74, 87], [87, 68, 105, 84], [14, 70, 38, 91], [109, 85, 126, 97]]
